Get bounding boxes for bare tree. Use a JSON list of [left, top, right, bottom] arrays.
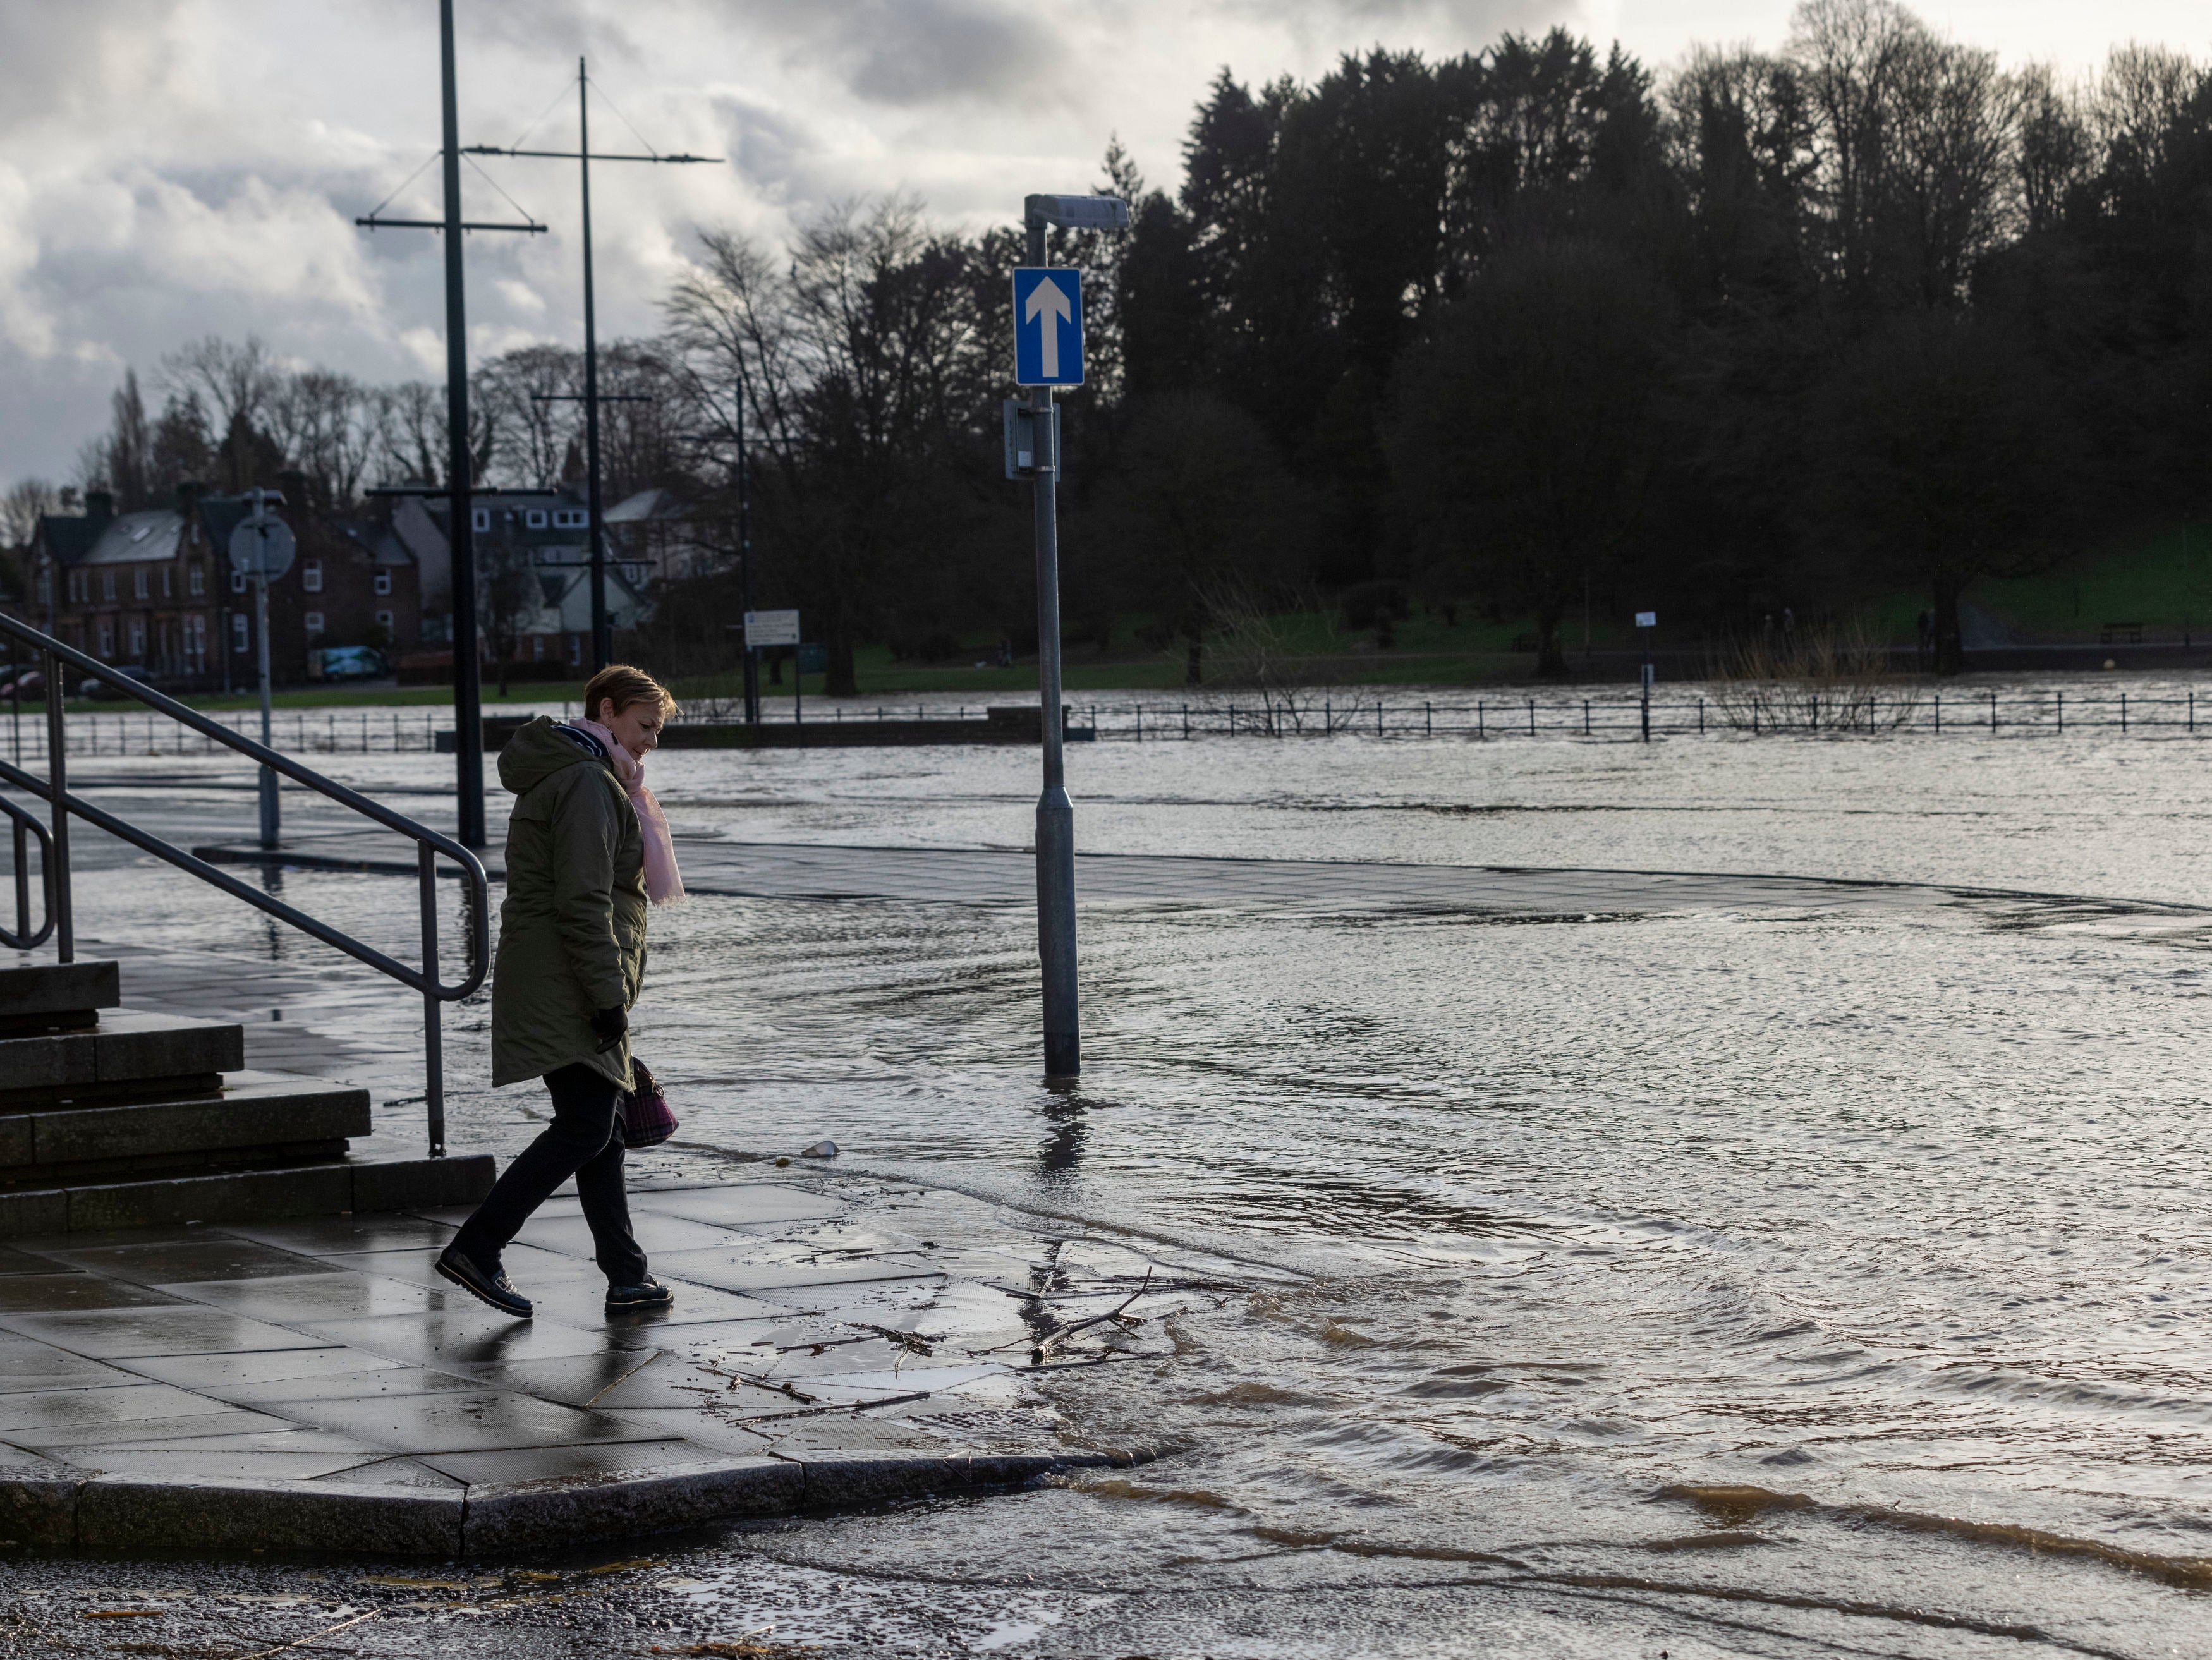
[[476, 344, 581, 488], [373, 382, 446, 485], [663, 200, 1003, 693], [2015, 63, 2091, 234], [595, 342, 688, 500], [1093, 391, 1310, 683], [267, 370, 377, 511], [70, 436, 111, 496], [1786, 0, 2026, 307], [1387, 241, 1670, 676], [0, 479, 58, 549], [476, 511, 544, 696], [1812, 308, 2077, 672], [2087, 42, 2201, 178], [370, 379, 499, 490], [1883, 32, 2021, 301], [159, 336, 281, 434]]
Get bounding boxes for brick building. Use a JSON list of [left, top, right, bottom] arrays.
[[22, 481, 439, 690]]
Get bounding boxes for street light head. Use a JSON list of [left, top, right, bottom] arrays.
[[1025, 193, 1129, 231]]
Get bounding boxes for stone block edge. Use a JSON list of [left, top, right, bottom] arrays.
[[0, 1445, 1164, 1559]]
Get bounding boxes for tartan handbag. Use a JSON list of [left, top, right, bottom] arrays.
[[620, 1058, 679, 1149]]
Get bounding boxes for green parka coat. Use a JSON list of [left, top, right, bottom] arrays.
[[489, 717, 647, 1089]]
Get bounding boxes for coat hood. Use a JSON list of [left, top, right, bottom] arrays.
[[497, 716, 609, 796]]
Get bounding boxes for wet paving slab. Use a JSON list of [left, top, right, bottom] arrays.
[[0, 1173, 1219, 1554]]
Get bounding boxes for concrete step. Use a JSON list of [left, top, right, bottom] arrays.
[[0, 1009, 245, 1109], [0, 959, 119, 1034], [0, 1136, 495, 1237], [0, 1070, 372, 1184]]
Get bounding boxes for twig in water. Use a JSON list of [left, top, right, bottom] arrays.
[[234, 1610, 380, 1660], [977, 1267, 1155, 1359]]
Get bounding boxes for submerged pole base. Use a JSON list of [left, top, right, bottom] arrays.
[[1044, 1030, 1080, 1080]]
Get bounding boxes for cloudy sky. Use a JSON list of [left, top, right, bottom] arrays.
[[2, 0, 2204, 483]]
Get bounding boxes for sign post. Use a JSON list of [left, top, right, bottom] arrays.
[[746, 609, 800, 728], [229, 490, 296, 847], [1016, 192, 1126, 1081], [1635, 610, 1657, 741]]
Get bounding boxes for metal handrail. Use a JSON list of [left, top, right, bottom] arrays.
[[0, 794, 54, 950], [0, 614, 487, 1156]]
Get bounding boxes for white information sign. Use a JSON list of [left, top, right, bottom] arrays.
[[744, 609, 800, 648], [1634, 611, 1657, 628]]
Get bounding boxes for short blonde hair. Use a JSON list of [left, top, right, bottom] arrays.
[[582, 664, 678, 725]]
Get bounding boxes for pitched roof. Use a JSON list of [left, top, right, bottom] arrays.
[[35, 512, 109, 567], [334, 519, 415, 567], [78, 510, 184, 566]]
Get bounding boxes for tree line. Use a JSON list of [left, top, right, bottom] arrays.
[[14, 0, 2212, 684]]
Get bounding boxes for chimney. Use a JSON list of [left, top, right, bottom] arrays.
[[175, 479, 202, 545], [85, 490, 114, 525]]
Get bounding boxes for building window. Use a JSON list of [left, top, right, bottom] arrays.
[[554, 508, 587, 529], [231, 570, 246, 594], [232, 614, 248, 651], [472, 508, 490, 531], [128, 621, 145, 658], [133, 568, 148, 600], [375, 607, 394, 628], [161, 566, 172, 598], [101, 571, 116, 602], [526, 509, 548, 529], [189, 564, 204, 596], [301, 558, 322, 593], [304, 611, 325, 636], [373, 570, 392, 596], [97, 622, 112, 657], [570, 634, 581, 666]]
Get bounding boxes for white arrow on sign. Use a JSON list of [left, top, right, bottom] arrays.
[[1024, 275, 1073, 379]]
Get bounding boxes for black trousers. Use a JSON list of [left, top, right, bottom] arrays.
[[450, 1062, 648, 1285]]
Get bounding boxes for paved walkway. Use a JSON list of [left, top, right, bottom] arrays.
[[0, 1171, 1223, 1553]]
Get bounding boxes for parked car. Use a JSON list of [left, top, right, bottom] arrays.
[[315, 645, 387, 681], [78, 665, 156, 700]]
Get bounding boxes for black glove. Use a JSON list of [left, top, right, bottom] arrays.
[[591, 1005, 628, 1051]]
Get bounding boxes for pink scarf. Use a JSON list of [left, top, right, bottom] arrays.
[[576, 717, 685, 904]]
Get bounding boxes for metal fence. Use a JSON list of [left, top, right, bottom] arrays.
[[1071, 688, 2212, 740], [0, 705, 453, 761], [3, 686, 2209, 761]]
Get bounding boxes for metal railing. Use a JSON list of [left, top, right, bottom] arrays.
[[0, 794, 54, 950], [0, 616, 487, 1156]]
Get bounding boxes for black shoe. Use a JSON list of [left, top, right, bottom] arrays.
[[437, 1247, 533, 1318], [605, 1277, 674, 1314]]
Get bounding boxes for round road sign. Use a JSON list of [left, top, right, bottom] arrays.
[[228, 516, 296, 580]]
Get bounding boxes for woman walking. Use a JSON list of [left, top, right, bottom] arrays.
[[438, 664, 686, 1318]]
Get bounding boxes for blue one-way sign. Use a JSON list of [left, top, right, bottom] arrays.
[[1013, 267, 1083, 387]]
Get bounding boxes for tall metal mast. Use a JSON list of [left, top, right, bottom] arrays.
[[465, 63, 719, 673], [438, 0, 486, 846]]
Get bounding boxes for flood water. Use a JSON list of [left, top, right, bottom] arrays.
[[28, 698, 2212, 1656]]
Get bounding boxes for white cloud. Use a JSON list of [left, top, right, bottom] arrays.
[[0, 0, 2205, 478]]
